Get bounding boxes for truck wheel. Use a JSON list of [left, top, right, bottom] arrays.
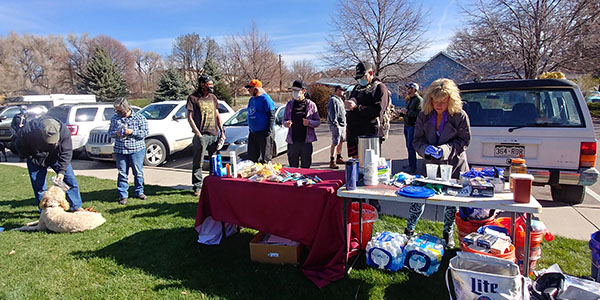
[[551, 184, 586, 205], [145, 139, 166, 167]]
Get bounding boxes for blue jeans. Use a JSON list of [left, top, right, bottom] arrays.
[[404, 125, 416, 170], [115, 150, 145, 199], [26, 159, 82, 211]]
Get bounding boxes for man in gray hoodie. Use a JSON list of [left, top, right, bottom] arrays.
[[327, 85, 347, 169]]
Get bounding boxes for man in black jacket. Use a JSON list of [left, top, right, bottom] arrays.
[[345, 61, 390, 158], [399, 82, 422, 173], [15, 116, 83, 212]]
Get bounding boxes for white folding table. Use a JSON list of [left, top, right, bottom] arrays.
[[337, 184, 542, 275]]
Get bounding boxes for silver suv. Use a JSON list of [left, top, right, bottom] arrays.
[[460, 79, 598, 204]]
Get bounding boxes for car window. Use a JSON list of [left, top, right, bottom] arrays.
[[47, 106, 70, 123], [74, 107, 98, 122], [174, 106, 187, 119], [1, 107, 20, 119], [462, 89, 584, 127], [223, 108, 248, 126], [103, 107, 115, 120], [275, 107, 285, 124], [139, 103, 177, 120], [218, 103, 229, 114]]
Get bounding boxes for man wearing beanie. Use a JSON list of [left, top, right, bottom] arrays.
[[14, 116, 83, 212]]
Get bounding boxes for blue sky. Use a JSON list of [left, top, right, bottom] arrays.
[[0, 0, 462, 68]]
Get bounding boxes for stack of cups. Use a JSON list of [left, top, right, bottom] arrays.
[[364, 149, 379, 186]]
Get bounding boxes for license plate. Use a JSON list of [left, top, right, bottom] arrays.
[[494, 145, 524, 157], [90, 147, 100, 155]]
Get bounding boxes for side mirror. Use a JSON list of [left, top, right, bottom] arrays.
[[0, 116, 6, 121], [172, 114, 185, 120]]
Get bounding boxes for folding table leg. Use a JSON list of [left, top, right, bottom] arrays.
[[510, 212, 516, 245], [343, 197, 348, 276], [524, 213, 532, 276]]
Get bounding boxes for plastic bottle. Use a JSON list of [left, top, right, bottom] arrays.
[[230, 151, 237, 178], [509, 158, 527, 190]]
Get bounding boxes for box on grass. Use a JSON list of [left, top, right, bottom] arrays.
[[249, 232, 302, 265]]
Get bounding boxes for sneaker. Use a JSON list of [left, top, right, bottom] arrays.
[[70, 207, 85, 212], [335, 157, 345, 164], [329, 161, 338, 169], [404, 228, 414, 237], [194, 189, 201, 196], [137, 194, 147, 200], [119, 198, 128, 205]]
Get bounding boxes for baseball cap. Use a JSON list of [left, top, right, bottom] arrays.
[[291, 80, 306, 90], [354, 61, 372, 79], [42, 118, 60, 144], [405, 82, 419, 91], [245, 79, 262, 88], [198, 74, 212, 84]]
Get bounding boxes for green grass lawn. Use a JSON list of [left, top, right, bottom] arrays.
[[0, 164, 592, 299]]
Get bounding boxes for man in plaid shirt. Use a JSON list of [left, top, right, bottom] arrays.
[[108, 98, 149, 205]]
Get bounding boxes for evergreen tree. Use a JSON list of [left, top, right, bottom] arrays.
[[203, 58, 233, 105], [154, 69, 191, 102], [78, 47, 128, 102]]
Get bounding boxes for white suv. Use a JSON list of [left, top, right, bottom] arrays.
[[86, 100, 234, 166], [46, 103, 140, 156], [460, 79, 599, 204]]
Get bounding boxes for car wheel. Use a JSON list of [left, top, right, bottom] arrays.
[[145, 138, 166, 167], [551, 184, 585, 205]]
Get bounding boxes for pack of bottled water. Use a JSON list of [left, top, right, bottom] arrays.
[[365, 231, 408, 271], [402, 233, 445, 276]]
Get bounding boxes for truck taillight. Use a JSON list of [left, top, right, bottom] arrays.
[[67, 125, 79, 135], [580, 141, 597, 167]]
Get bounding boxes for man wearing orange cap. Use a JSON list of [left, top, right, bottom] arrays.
[[245, 79, 276, 163]]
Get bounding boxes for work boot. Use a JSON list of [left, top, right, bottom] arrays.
[[119, 198, 128, 205], [329, 160, 338, 169], [443, 231, 456, 249], [336, 157, 345, 165]]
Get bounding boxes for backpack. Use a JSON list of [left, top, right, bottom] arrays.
[[373, 81, 394, 141]]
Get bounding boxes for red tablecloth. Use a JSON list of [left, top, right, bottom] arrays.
[[194, 168, 347, 288]]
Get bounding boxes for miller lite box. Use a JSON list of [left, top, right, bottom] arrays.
[[365, 231, 407, 272], [402, 233, 444, 276], [448, 252, 526, 300]]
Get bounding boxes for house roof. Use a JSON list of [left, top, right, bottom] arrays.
[[407, 51, 477, 78]]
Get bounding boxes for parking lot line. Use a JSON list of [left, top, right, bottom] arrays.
[[586, 187, 600, 203], [312, 145, 331, 156]]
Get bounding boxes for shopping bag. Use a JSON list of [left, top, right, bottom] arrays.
[[197, 216, 238, 245], [446, 251, 529, 300]]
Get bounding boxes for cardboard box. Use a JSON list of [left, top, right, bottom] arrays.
[[249, 232, 302, 265], [469, 177, 495, 197]]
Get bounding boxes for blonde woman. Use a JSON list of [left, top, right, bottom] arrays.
[[404, 78, 471, 248]]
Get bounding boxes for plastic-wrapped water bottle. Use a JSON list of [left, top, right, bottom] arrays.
[[402, 234, 445, 276], [366, 231, 408, 271]]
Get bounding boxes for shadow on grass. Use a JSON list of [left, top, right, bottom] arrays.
[[79, 185, 194, 204], [73, 228, 368, 300], [384, 248, 457, 299], [107, 201, 198, 219]]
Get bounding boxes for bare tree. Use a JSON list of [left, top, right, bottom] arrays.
[[325, 0, 429, 80], [0, 32, 71, 95], [132, 49, 165, 97], [223, 22, 280, 90], [447, 0, 600, 79], [290, 59, 319, 84], [169, 34, 223, 90], [92, 35, 137, 91]]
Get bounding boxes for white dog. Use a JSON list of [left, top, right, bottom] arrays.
[[13, 186, 106, 233]]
